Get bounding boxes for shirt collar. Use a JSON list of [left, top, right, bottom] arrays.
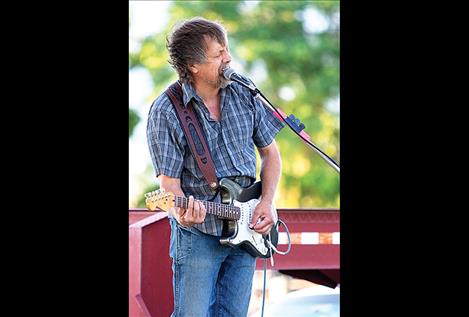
[[181, 82, 200, 107], [181, 81, 232, 108]]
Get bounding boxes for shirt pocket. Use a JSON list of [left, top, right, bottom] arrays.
[[229, 107, 253, 146], [227, 110, 256, 167]]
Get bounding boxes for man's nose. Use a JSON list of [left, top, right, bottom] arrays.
[[222, 50, 231, 64]]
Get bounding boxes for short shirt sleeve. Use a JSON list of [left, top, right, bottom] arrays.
[[251, 95, 286, 148], [146, 98, 186, 178]]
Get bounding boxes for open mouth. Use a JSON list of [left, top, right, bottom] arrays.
[[220, 66, 229, 75]]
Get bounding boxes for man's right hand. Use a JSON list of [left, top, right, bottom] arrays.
[[172, 195, 207, 227], [158, 175, 207, 227]]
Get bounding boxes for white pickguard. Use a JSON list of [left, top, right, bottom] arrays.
[[220, 198, 278, 257]]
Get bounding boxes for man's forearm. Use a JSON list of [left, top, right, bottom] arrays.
[[258, 141, 282, 204]]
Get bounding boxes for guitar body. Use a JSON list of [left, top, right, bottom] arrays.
[[218, 178, 278, 258], [145, 177, 279, 258]]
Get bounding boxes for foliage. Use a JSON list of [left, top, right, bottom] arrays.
[[129, 108, 140, 137], [130, 0, 340, 208]]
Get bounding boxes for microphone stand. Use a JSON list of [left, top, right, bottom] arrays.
[[233, 79, 340, 174]]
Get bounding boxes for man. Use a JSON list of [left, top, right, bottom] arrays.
[[147, 17, 284, 317]]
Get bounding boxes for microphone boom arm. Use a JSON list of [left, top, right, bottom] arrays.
[[254, 89, 340, 173]]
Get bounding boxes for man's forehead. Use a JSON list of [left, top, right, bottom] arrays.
[[204, 35, 228, 51]]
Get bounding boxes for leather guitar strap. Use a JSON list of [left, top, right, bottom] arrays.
[[165, 81, 219, 190]]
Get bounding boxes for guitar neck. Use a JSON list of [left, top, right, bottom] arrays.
[[174, 196, 240, 220]]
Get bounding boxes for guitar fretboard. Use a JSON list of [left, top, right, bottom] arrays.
[[175, 196, 240, 220]]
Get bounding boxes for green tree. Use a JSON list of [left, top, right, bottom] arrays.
[[130, 0, 340, 208], [129, 108, 140, 137]]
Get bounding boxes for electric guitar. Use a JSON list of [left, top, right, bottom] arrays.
[[145, 178, 278, 258]]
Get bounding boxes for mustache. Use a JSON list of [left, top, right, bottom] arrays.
[[219, 64, 230, 75]]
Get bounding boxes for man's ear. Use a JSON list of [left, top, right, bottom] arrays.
[[189, 64, 199, 74]]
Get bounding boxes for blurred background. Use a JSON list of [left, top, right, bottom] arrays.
[[129, 0, 340, 210], [129, 2, 340, 315]]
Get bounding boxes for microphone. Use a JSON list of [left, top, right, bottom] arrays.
[[222, 67, 257, 91]]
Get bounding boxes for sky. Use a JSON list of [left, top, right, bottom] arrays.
[[128, 1, 338, 207]]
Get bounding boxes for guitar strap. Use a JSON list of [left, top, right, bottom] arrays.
[[165, 81, 219, 190]]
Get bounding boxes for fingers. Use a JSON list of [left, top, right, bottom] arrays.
[[191, 195, 201, 219], [250, 202, 275, 235], [179, 196, 206, 227], [173, 207, 187, 226], [183, 196, 198, 222], [173, 207, 186, 219], [249, 208, 262, 229], [192, 197, 206, 222], [251, 216, 273, 235]]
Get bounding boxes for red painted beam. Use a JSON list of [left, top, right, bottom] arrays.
[[128, 208, 340, 316], [129, 212, 173, 317], [254, 209, 340, 288], [255, 209, 340, 270]]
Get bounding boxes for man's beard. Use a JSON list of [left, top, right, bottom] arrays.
[[218, 76, 230, 89], [218, 64, 231, 88], [207, 75, 230, 89]]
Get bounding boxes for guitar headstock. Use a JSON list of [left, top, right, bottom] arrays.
[[144, 189, 175, 212]]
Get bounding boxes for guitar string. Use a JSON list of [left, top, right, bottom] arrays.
[[177, 196, 240, 219]]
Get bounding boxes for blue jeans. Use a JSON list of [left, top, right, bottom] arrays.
[[169, 218, 256, 317]]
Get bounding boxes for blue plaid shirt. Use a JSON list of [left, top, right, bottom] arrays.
[[147, 79, 285, 236]]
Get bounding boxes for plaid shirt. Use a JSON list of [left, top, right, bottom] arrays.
[[147, 79, 285, 236]]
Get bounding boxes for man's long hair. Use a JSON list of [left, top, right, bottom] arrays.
[[166, 17, 227, 84]]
